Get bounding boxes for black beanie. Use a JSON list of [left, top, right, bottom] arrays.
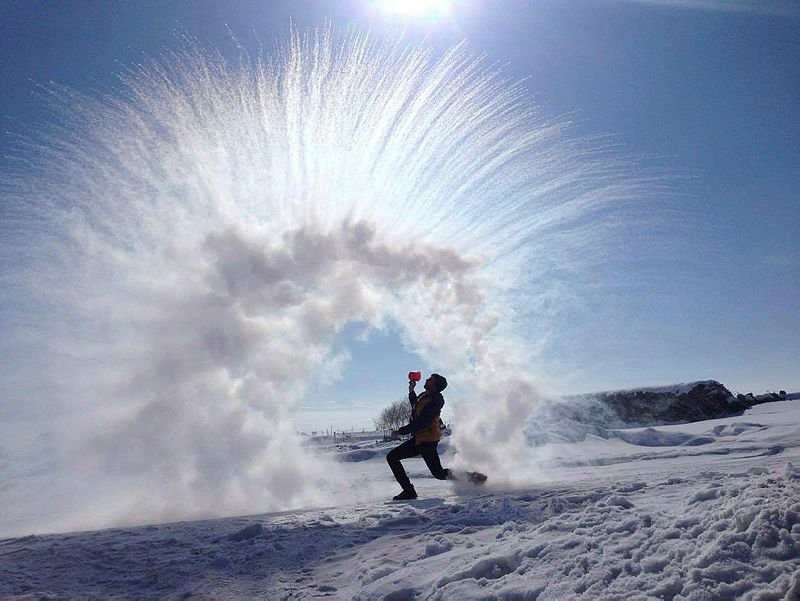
[[431, 373, 448, 392]]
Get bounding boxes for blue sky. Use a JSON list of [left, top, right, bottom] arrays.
[[1, 0, 798, 431]]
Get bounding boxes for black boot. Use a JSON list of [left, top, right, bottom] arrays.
[[392, 486, 417, 500]]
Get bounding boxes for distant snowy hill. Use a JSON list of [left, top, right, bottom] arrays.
[[525, 380, 792, 445]]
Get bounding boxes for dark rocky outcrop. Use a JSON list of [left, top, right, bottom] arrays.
[[525, 381, 793, 445], [557, 380, 743, 428], [597, 380, 745, 425], [736, 391, 790, 405]]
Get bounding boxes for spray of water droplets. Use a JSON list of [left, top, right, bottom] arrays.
[[0, 27, 667, 533]]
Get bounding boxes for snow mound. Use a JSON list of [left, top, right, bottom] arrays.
[[339, 449, 378, 462], [615, 428, 712, 447]]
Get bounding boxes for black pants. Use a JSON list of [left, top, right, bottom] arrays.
[[387, 438, 451, 490]]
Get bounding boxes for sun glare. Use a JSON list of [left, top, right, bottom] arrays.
[[379, 0, 454, 19]]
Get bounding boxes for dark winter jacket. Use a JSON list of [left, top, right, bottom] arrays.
[[397, 389, 444, 444]]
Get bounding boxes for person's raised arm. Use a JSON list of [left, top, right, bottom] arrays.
[[408, 379, 418, 407]]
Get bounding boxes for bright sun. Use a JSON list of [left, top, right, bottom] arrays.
[[379, 0, 453, 19]]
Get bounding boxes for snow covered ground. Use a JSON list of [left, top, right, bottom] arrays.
[[2, 400, 800, 600]]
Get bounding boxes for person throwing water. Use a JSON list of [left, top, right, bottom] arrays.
[[387, 372, 486, 500]]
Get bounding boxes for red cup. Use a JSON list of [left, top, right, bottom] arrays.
[[408, 371, 421, 382]]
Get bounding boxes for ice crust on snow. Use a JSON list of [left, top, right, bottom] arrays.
[[1, 400, 799, 600]]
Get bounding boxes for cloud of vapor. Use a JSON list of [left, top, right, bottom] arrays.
[[0, 26, 672, 534], [3, 215, 505, 534], [95, 221, 470, 520]]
